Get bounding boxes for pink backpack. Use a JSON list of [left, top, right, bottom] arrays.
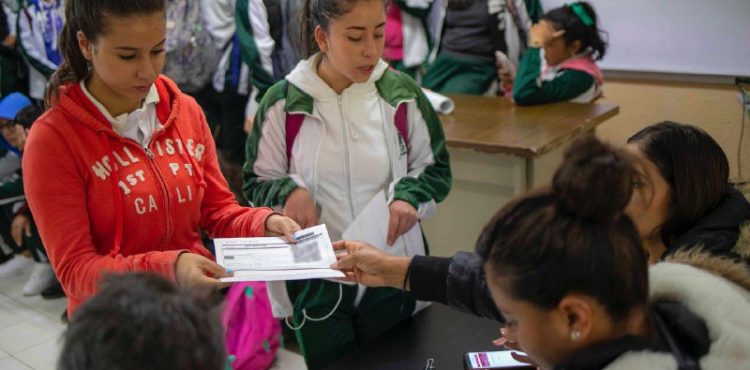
[[222, 282, 282, 370]]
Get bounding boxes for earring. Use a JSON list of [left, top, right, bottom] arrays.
[[570, 330, 581, 341]]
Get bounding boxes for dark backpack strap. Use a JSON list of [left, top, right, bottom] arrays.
[[263, 0, 283, 46], [651, 303, 705, 370], [394, 103, 409, 152], [285, 112, 305, 167]]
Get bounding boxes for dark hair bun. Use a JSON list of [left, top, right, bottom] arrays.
[[552, 135, 633, 222]]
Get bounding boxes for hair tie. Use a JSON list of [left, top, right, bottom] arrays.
[[567, 2, 594, 27]]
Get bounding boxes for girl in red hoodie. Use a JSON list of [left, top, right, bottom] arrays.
[[22, 0, 300, 317]]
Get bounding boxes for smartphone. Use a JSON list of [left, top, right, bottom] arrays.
[[464, 350, 535, 370]]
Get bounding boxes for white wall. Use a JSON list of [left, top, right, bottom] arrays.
[[541, 0, 750, 77]]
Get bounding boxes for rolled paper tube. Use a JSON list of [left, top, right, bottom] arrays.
[[422, 89, 455, 115]]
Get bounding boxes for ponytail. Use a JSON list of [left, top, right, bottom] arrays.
[[575, 2, 607, 60], [45, 1, 88, 107], [300, 0, 318, 58]]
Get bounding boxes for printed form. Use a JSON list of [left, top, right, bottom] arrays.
[[215, 224, 345, 282]]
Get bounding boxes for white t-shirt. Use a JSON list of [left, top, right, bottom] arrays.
[[80, 81, 160, 147]]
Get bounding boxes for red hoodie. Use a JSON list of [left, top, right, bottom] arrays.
[[23, 76, 273, 315]]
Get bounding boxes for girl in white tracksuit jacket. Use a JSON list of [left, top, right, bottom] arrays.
[[242, 0, 451, 367]]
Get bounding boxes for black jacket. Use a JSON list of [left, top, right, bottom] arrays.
[[668, 186, 750, 259], [409, 252, 501, 321], [407, 188, 749, 324], [0, 5, 8, 42]]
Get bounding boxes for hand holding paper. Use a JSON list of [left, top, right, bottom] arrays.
[[387, 200, 418, 245], [215, 224, 345, 282], [331, 240, 411, 288], [341, 191, 425, 257]]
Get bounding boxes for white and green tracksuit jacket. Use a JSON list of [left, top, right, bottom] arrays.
[[394, 0, 435, 69], [242, 54, 451, 317]]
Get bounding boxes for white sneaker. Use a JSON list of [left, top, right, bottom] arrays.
[[22, 263, 56, 296], [0, 255, 34, 278]]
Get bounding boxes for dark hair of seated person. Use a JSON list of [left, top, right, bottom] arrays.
[[627, 121, 734, 251], [478, 134, 647, 322], [58, 272, 226, 370]]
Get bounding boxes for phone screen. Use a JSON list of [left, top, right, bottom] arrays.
[[465, 350, 532, 369]]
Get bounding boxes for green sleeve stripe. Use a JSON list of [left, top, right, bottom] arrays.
[[235, 0, 276, 102], [377, 70, 452, 208], [285, 83, 314, 115], [241, 80, 300, 207], [512, 47, 543, 102]]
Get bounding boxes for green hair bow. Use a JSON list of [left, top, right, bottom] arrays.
[[567, 2, 594, 27]]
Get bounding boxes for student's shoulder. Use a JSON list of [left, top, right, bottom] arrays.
[[262, 79, 291, 105], [375, 69, 424, 106], [30, 106, 70, 133], [24, 107, 74, 154], [377, 68, 422, 93], [260, 80, 315, 117], [173, 93, 208, 124]]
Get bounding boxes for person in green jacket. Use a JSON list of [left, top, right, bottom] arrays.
[[383, 0, 434, 79], [243, 0, 451, 367], [422, 0, 542, 95], [505, 1, 607, 105]]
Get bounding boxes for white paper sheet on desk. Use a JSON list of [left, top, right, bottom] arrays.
[[215, 224, 345, 282], [341, 190, 425, 257]]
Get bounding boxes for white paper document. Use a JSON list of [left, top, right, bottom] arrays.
[[342, 190, 431, 314], [342, 190, 425, 257], [215, 224, 345, 282]]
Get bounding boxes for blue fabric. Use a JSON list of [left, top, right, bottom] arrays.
[[0, 135, 20, 156], [0, 93, 31, 121], [230, 34, 242, 88], [29, 0, 63, 66]]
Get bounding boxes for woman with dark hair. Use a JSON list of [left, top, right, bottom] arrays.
[[476, 136, 750, 369], [625, 121, 750, 263], [22, 0, 300, 318], [337, 135, 750, 369]]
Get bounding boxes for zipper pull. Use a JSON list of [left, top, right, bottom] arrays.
[[143, 146, 154, 159]]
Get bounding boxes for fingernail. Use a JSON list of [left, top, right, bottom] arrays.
[[226, 268, 233, 274]]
